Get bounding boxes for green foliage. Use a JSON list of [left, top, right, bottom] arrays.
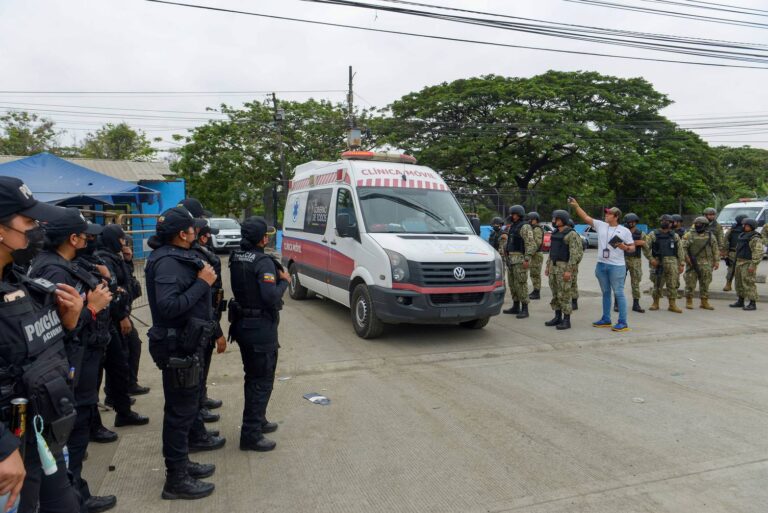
[[715, 146, 768, 200], [0, 111, 58, 155], [79, 123, 157, 161]]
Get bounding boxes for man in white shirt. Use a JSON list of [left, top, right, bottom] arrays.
[[568, 198, 635, 331]]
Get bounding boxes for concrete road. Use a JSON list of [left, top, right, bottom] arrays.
[[84, 251, 768, 512]]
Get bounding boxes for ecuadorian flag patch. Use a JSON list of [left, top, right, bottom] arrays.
[[263, 273, 276, 284]]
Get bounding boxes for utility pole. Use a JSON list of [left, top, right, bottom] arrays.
[[271, 92, 286, 228], [346, 66, 361, 149]]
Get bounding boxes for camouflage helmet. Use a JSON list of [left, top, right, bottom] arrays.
[[659, 214, 673, 223], [623, 213, 640, 224], [491, 216, 504, 226], [734, 214, 747, 225], [693, 216, 708, 226], [551, 209, 571, 225], [671, 214, 683, 223], [742, 218, 758, 230], [525, 211, 540, 222], [508, 205, 525, 217], [703, 207, 717, 216]]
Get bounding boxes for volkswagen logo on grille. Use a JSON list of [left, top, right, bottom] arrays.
[[453, 267, 466, 281]]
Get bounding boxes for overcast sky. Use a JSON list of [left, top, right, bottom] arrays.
[[1, 0, 766, 151]]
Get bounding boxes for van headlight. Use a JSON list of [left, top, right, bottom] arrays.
[[385, 249, 410, 283], [494, 252, 503, 281]]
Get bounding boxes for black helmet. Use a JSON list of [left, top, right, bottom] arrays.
[[552, 209, 570, 225], [693, 216, 708, 226], [508, 205, 525, 217], [659, 214, 673, 223], [671, 214, 683, 223], [491, 216, 503, 226], [623, 213, 640, 224], [703, 207, 717, 216], [742, 218, 757, 230], [734, 214, 747, 225], [525, 211, 540, 222]]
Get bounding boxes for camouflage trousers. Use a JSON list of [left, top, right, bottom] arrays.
[[625, 256, 643, 300], [735, 259, 759, 301], [570, 267, 579, 300], [651, 257, 680, 300], [529, 252, 543, 291], [684, 261, 713, 299], [548, 262, 573, 315], [506, 255, 530, 304], [725, 251, 736, 283]]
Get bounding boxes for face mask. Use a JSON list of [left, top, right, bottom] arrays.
[[695, 225, 705, 233], [75, 238, 96, 259], [492, 226, 501, 232], [3, 225, 45, 268], [660, 222, 670, 230]]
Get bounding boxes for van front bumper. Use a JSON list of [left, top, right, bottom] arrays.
[[369, 285, 506, 324]]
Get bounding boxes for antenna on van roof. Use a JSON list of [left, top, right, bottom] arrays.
[[346, 66, 362, 150]]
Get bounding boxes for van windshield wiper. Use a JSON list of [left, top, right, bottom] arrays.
[[359, 192, 450, 228]]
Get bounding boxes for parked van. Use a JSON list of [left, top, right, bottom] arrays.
[[717, 198, 768, 230], [282, 151, 505, 338]]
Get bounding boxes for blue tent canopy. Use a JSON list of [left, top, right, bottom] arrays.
[[0, 152, 160, 206]]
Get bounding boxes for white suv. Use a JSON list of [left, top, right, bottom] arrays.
[[209, 217, 242, 252]]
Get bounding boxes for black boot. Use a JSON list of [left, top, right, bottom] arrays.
[[556, 314, 571, 330], [114, 411, 149, 427], [85, 495, 117, 513], [200, 408, 220, 423], [503, 301, 520, 314], [187, 461, 216, 479], [161, 469, 215, 500], [515, 303, 529, 319], [240, 435, 276, 452], [571, 298, 578, 311], [261, 421, 279, 434], [202, 397, 223, 410], [743, 300, 757, 311], [613, 301, 618, 313], [545, 310, 562, 327], [90, 426, 118, 444], [529, 289, 540, 300], [189, 433, 226, 453], [729, 297, 745, 308], [632, 299, 645, 313]]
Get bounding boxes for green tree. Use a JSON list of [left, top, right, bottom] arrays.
[[715, 145, 768, 200], [80, 123, 157, 160], [0, 111, 58, 155]]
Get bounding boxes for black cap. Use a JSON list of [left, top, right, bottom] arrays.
[[241, 216, 275, 242], [41, 207, 103, 236], [178, 198, 205, 218], [0, 176, 65, 222], [156, 206, 207, 236]]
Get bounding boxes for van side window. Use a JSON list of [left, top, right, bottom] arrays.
[[336, 188, 358, 228], [304, 188, 333, 234]]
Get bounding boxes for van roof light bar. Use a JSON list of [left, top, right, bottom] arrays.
[[341, 151, 417, 164]]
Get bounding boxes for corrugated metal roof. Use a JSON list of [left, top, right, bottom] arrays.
[[0, 155, 175, 182]]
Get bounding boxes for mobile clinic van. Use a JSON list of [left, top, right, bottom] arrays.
[[282, 151, 505, 339]]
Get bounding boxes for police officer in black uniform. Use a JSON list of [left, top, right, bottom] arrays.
[[120, 236, 150, 396], [28, 208, 117, 513], [229, 217, 288, 452], [95, 225, 148, 428], [0, 177, 84, 513], [145, 207, 224, 500]]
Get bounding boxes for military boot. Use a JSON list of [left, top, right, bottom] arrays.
[[529, 289, 540, 300], [668, 298, 682, 313], [503, 301, 520, 314], [632, 299, 645, 313], [516, 303, 529, 319], [162, 469, 215, 500], [685, 295, 694, 309], [649, 297, 660, 311], [723, 281, 732, 292], [729, 297, 745, 308], [743, 300, 757, 311], [555, 314, 571, 330], [240, 435, 276, 452], [571, 298, 578, 311], [545, 310, 562, 327], [700, 298, 714, 310]]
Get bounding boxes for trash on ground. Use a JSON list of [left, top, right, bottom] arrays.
[[277, 376, 292, 381], [632, 397, 645, 404], [303, 393, 331, 405]]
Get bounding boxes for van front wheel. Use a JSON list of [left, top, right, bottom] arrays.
[[288, 264, 308, 300], [351, 284, 384, 339]]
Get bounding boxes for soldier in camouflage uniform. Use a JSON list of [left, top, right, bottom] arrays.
[[499, 205, 535, 319], [703, 207, 726, 256], [723, 215, 746, 292], [527, 212, 544, 300], [730, 218, 762, 311], [567, 218, 580, 311], [671, 214, 686, 239], [682, 216, 719, 310], [643, 214, 685, 313], [487, 216, 504, 254], [544, 210, 584, 330], [623, 213, 646, 313]]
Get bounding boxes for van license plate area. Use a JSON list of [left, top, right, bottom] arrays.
[[440, 307, 475, 318]]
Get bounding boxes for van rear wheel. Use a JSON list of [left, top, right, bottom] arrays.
[[351, 284, 384, 339], [460, 317, 490, 329], [288, 264, 308, 300]]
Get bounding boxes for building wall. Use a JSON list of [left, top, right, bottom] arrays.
[[131, 179, 186, 257]]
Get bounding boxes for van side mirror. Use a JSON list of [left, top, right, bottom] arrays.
[[336, 213, 358, 238], [471, 217, 481, 235]]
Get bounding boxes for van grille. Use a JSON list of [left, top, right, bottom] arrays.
[[409, 261, 494, 286], [430, 293, 485, 305]]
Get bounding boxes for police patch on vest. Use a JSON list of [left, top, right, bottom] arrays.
[[22, 308, 64, 357], [262, 273, 276, 283]]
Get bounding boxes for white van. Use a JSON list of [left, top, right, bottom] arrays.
[[717, 198, 768, 230], [282, 151, 505, 338]]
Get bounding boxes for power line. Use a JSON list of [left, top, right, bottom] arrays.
[[0, 89, 346, 95], [144, 0, 768, 69], [639, 0, 768, 17]]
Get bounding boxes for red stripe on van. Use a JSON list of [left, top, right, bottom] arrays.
[[392, 282, 503, 294]]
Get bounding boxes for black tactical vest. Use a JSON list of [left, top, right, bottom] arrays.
[[652, 230, 676, 258], [505, 220, 525, 253], [728, 226, 742, 251], [629, 229, 643, 258], [229, 250, 275, 311], [736, 231, 759, 260], [549, 227, 572, 263]]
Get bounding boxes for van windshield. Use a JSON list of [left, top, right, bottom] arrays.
[[717, 206, 762, 225], [210, 218, 240, 230], [357, 187, 474, 234]]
